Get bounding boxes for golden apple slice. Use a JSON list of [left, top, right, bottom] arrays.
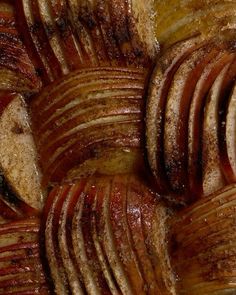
[[164, 42, 219, 195], [146, 36, 203, 196], [57, 183, 86, 294], [202, 64, 232, 195], [170, 184, 236, 294], [0, 1, 41, 92], [221, 83, 236, 182], [0, 94, 45, 210], [126, 175, 162, 294], [188, 51, 234, 198], [154, 1, 236, 49], [0, 218, 49, 294], [30, 67, 147, 186], [42, 185, 71, 294]]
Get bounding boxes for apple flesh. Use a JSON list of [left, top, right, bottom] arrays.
[[30, 67, 147, 187], [170, 184, 236, 295]]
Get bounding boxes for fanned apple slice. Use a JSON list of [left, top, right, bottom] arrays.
[[221, 83, 236, 182], [0, 218, 49, 294], [16, 0, 64, 82], [91, 190, 120, 295], [58, 183, 86, 294], [170, 184, 236, 294], [109, 175, 145, 294], [0, 1, 41, 92], [202, 64, 231, 195], [126, 175, 161, 294], [146, 36, 203, 195], [42, 185, 71, 294], [188, 51, 234, 198], [140, 187, 175, 295], [96, 176, 133, 294], [30, 67, 147, 185], [164, 42, 219, 195], [67, 0, 156, 67], [72, 180, 111, 294], [0, 94, 45, 210]]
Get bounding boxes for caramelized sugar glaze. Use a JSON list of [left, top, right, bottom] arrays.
[[0, 0, 235, 294]]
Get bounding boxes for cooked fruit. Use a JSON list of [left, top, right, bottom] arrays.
[[146, 38, 236, 202], [188, 51, 234, 197], [0, 218, 49, 294], [0, 1, 41, 92], [42, 175, 175, 295], [0, 94, 45, 210], [16, 0, 156, 85], [170, 184, 236, 295], [154, 0, 236, 49], [30, 67, 147, 186]]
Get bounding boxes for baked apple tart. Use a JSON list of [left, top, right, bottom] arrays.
[[0, 0, 235, 294]]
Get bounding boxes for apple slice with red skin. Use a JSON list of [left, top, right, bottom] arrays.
[[90, 188, 121, 295], [222, 83, 236, 182], [164, 42, 220, 196], [42, 185, 71, 294], [0, 2, 41, 92], [202, 63, 233, 195], [146, 35, 205, 197], [71, 180, 111, 294], [48, 0, 84, 70], [109, 175, 146, 294], [170, 184, 236, 294], [218, 58, 236, 184], [16, 0, 64, 83], [126, 175, 161, 294], [0, 218, 49, 294], [57, 182, 86, 294], [188, 51, 234, 199], [95, 177, 133, 294]]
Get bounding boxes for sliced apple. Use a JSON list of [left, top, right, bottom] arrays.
[[164, 42, 219, 195], [0, 1, 41, 92], [170, 184, 236, 294], [42, 185, 71, 294], [188, 51, 234, 198], [221, 83, 236, 182], [154, 1, 236, 49], [202, 63, 232, 195], [57, 183, 86, 294], [16, 0, 63, 82], [126, 175, 162, 294], [0, 94, 45, 210], [30, 67, 147, 186], [0, 218, 49, 294]]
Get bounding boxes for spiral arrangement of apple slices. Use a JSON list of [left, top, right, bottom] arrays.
[[30, 67, 147, 186], [0, 1, 41, 93], [41, 174, 175, 295], [170, 184, 236, 294], [0, 217, 49, 294], [16, 0, 156, 84], [146, 36, 236, 203]]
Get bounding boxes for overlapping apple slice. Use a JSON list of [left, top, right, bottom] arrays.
[[16, 0, 156, 84], [146, 38, 236, 203], [154, 0, 236, 49], [30, 67, 147, 186], [169, 184, 236, 294], [42, 174, 175, 294], [0, 1, 41, 92], [0, 217, 49, 294]]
